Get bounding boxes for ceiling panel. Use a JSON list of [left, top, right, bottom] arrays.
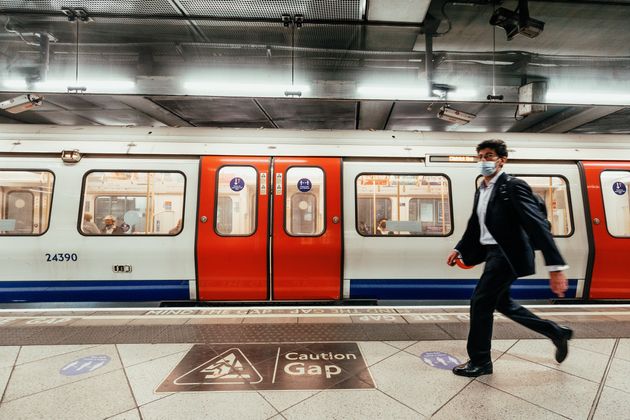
[[152, 97, 273, 127], [570, 108, 630, 134], [2, 110, 98, 125], [45, 95, 133, 111], [257, 98, 357, 129], [70, 109, 165, 126]]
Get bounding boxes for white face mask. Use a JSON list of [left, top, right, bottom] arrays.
[[479, 160, 497, 176]]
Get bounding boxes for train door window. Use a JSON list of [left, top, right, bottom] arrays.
[[80, 171, 185, 235], [600, 171, 630, 237], [356, 174, 452, 236], [215, 166, 257, 236], [0, 170, 54, 235], [477, 175, 573, 236], [285, 167, 325, 236]]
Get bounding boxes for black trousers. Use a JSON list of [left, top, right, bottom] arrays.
[[467, 245, 563, 365]]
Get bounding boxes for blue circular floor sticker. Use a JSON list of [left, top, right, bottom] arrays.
[[613, 181, 627, 196], [420, 352, 461, 370], [230, 177, 245, 192], [60, 355, 111, 376], [297, 178, 312, 192]]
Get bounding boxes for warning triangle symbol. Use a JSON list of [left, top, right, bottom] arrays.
[[174, 348, 263, 385]]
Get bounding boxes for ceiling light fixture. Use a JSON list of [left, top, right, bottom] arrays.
[[546, 90, 630, 106], [2, 79, 135, 92], [490, 0, 544, 41], [183, 82, 311, 97], [358, 85, 476, 101]]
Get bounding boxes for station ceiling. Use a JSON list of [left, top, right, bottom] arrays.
[[0, 0, 629, 134]]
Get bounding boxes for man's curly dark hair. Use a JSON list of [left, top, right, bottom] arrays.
[[476, 139, 508, 158]]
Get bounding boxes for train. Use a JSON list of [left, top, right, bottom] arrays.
[[1, 125, 629, 304]]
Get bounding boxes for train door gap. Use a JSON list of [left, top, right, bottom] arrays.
[[577, 161, 595, 301], [268, 157, 275, 301]]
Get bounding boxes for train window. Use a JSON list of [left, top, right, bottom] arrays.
[[285, 167, 325, 236], [0, 170, 54, 235], [475, 175, 573, 236], [356, 174, 452, 236], [80, 171, 185, 235], [215, 166, 257, 236], [600, 171, 630, 238]]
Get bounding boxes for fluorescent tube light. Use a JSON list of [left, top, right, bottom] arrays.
[[2, 79, 135, 92], [546, 90, 630, 105], [183, 82, 311, 97]]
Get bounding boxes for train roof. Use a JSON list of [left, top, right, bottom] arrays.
[[2, 125, 630, 161]]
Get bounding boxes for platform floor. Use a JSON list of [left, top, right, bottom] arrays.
[[1, 305, 630, 419]]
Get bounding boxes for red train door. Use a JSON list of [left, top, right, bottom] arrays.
[[583, 161, 630, 299], [197, 156, 270, 300], [196, 156, 343, 301], [272, 157, 342, 300]]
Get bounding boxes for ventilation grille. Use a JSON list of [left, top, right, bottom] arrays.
[[1, 0, 364, 20], [0, 1, 180, 15], [180, 0, 362, 20]]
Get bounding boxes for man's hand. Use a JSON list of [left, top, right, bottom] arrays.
[[549, 271, 569, 297], [447, 250, 459, 267]]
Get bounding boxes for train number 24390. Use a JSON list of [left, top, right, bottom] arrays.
[[45, 253, 78, 262]]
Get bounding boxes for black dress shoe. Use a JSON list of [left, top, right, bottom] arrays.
[[553, 326, 573, 363], [452, 361, 493, 377]]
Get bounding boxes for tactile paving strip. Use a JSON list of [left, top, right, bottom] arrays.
[[1, 318, 629, 345]]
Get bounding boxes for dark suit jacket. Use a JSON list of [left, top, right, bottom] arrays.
[[455, 172, 566, 277]]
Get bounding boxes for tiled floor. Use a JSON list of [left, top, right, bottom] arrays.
[[1, 338, 629, 419]]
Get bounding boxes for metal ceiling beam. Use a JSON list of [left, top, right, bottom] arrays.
[[252, 99, 279, 128], [117, 96, 194, 127], [526, 106, 624, 133]]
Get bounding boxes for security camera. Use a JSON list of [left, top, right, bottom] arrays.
[[0, 94, 43, 114], [437, 105, 476, 125]]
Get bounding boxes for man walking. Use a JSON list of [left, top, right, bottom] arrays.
[[446, 139, 573, 377]]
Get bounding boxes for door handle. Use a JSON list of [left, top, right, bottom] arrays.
[[593, 218, 600, 225], [332, 216, 340, 224], [200, 216, 208, 223]]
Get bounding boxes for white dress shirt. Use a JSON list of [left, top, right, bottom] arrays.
[[477, 170, 502, 245]]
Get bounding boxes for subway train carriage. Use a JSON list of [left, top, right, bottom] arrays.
[[1, 126, 630, 303]]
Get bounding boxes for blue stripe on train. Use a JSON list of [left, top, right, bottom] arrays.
[[0, 280, 190, 302], [349, 279, 578, 300]]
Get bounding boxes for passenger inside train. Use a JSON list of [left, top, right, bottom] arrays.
[[101, 215, 124, 235], [82, 212, 100, 234]]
